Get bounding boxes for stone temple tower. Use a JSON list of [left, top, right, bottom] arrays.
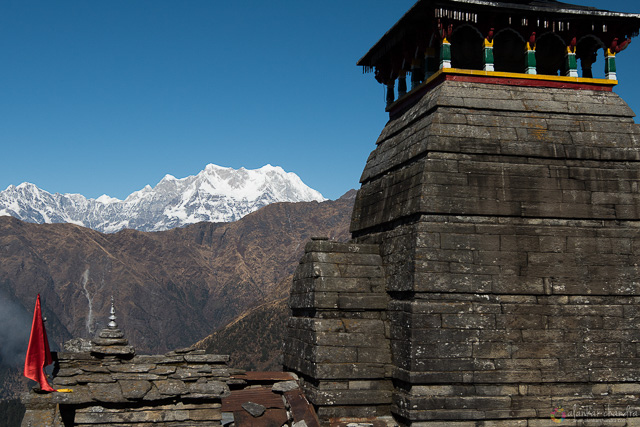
[[285, 0, 640, 425]]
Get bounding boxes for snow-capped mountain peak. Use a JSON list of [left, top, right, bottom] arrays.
[[96, 194, 120, 204], [0, 164, 326, 233]]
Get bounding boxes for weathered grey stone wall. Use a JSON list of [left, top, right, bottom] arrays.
[[352, 82, 640, 234], [21, 343, 230, 426], [360, 215, 640, 424], [347, 80, 640, 425], [284, 238, 392, 420]]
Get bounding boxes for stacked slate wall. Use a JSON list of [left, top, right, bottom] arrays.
[[349, 80, 640, 425], [284, 238, 392, 420], [21, 343, 230, 426]]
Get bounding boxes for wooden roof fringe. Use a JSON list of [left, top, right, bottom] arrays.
[[357, 0, 640, 69]]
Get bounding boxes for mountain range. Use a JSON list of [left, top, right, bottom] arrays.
[[0, 191, 355, 400], [0, 164, 325, 233]]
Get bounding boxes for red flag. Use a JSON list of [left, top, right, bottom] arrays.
[[23, 294, 56, 392]]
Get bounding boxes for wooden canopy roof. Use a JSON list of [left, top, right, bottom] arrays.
[[358, 0, 640, 75]]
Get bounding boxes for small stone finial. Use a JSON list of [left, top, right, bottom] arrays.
[[90, 296, 134, 356], [108, 296, 117, 329]]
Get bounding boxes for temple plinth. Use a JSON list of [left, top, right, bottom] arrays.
[[285, 0, 640, 425]]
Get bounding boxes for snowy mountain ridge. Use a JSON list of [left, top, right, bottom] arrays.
[[0, 164, 326, 233]]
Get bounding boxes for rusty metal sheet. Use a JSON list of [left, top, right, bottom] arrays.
[[233, 408, 289, 427], [284, 389, 321, 427], [222, 388, 285, 412]]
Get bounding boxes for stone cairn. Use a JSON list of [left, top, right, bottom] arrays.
[[21, 299, 230, 427]]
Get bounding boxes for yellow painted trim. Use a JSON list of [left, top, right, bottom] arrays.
[[607, 48, 617, 57], [442, 37, 450, 44], [484, 39, 494, 48], [526, 42, 536, 51], [567, 46, 576, 54], [386, 68, 617, 113], [438, 68, 617, 86]]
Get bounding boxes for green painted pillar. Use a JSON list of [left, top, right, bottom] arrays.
[[525, 42, 537, 75], [440, 38, 452, 69], [565, 47, 578, 77], [483, 38, 494, 72], [606, 48, 617, 80]]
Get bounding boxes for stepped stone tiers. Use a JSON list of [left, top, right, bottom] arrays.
[[21, 304, 231, 427], [351, 79, 640, 426], [20, 302, 323, 427], [286, 0, 640, 426], [284, 238, 393, 420]]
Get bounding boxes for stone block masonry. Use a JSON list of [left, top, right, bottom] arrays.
[[21, 317, 231, 426], [356, 215, 640, 424], [21, 333, 322, 427], [286, 78, 640, 426], [284, 238, 393, 420], [351, 83, 640, 233], [353, 81, 640, 425]]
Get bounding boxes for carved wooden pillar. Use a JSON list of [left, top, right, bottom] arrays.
[[606, 48, 617, 80], [525, 34, 537, 74], [483, 38, 495, 72], [565, 44, 578, 77], [440, 37, 452, 69], [411, 58, 423, 90], [397, 71, 407, 97], [386, 80, 395, 106]]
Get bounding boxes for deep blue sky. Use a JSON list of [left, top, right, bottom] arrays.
[[1, 0, 639, 200]]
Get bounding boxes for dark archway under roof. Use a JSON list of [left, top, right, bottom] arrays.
[[357, 0, 640, 84]]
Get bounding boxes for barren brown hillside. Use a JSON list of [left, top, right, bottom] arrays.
[[0, 191, 354, 398]]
